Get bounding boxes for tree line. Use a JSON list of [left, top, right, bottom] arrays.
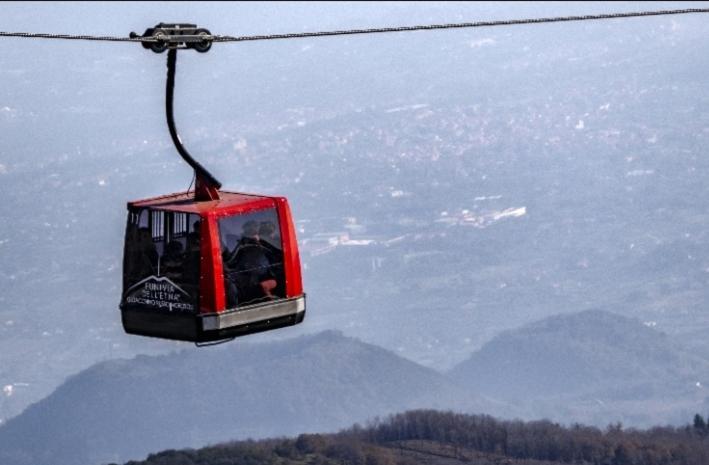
[[357, 410, 709, 465], [119, 410, 709, 465]]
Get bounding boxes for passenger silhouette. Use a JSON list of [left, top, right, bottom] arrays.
[[259, 221, 285, 298], [135, 227, 158, 282], [226, 220, 277, 305], [162, 240, 184, 282], [183, 231, 201, 299]]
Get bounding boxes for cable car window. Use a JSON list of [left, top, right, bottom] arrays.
[[219, 208, 286, 308], [151, 210, 165, 241], [122, 208, 201, 313], [172, 212, 188, 237]]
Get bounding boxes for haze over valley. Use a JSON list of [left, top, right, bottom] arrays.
[[1, 2, 709, 462]]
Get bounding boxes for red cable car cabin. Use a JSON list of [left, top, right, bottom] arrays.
[[120, 190, 306, 342], [120, 35, 305, 342]]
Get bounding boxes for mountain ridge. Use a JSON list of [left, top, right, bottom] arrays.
[[450, 309, 709, 425], [0, 330, 490, 465], [1, 311, 708, 465]]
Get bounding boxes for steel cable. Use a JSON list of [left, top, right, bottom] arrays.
[[1, 8, 708, 45], [213, 8, 709, 43]]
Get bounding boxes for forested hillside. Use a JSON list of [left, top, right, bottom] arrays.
[[0, 331, 490, 465], [2, 311, 707, 465], [119, 410, 709, 465]]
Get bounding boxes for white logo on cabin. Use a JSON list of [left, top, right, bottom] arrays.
[[124, 275, 194, 312]]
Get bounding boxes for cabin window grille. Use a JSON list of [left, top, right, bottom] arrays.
[[151, 211, 165, 241], [128, 211, 140, 226], [172, 213, 188, 238]]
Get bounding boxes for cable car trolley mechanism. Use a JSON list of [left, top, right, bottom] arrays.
[[120, 24, 305, 343]]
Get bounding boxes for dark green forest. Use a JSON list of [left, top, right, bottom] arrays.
[[119, 410, 709, 465]]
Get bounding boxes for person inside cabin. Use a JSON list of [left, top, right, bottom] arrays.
[[162, 240, 184, 282], [220, 235, 239, 309], [218, 230, 240, 308], [225, 220, 277, 305], [258, 220, 285, 298], [136, 227, 158, 281], [183, 231, 201, 300]]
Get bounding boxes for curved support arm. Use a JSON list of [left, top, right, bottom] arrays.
[[166, 48, 221, 200]]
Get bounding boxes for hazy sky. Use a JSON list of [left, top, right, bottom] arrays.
[[2, 0, 709, 429]]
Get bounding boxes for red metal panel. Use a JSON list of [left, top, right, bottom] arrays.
[[128, 191, 194, 207], [130, 190, 301, 309], [199, 214, 226, 314], [209, 196, 277, 218], [129, 191, 276, 216], [274, 197, 304, 298]]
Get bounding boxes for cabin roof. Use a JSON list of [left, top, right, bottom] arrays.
[[128, 190, 280, 216]]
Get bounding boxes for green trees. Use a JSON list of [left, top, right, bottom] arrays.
[[360, 410, 709, 465], [122, 411, 709, 465], [295, 433, 327, 454], [692, 413, 707, 434]]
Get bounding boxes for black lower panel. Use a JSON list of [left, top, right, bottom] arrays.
[[121, 307, 305, 343], [122, 308, 199, 342]]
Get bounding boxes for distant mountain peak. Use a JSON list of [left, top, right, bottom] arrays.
[[450, 309, 709, 420], [0, 330, 487, 465]]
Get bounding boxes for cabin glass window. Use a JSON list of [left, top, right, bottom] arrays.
[[122, 208, 201, 313], [218, 208, 286, 308]]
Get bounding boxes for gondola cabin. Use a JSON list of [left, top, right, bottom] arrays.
[[120, 190, 305, 342], [119, 29, 306, 343]]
